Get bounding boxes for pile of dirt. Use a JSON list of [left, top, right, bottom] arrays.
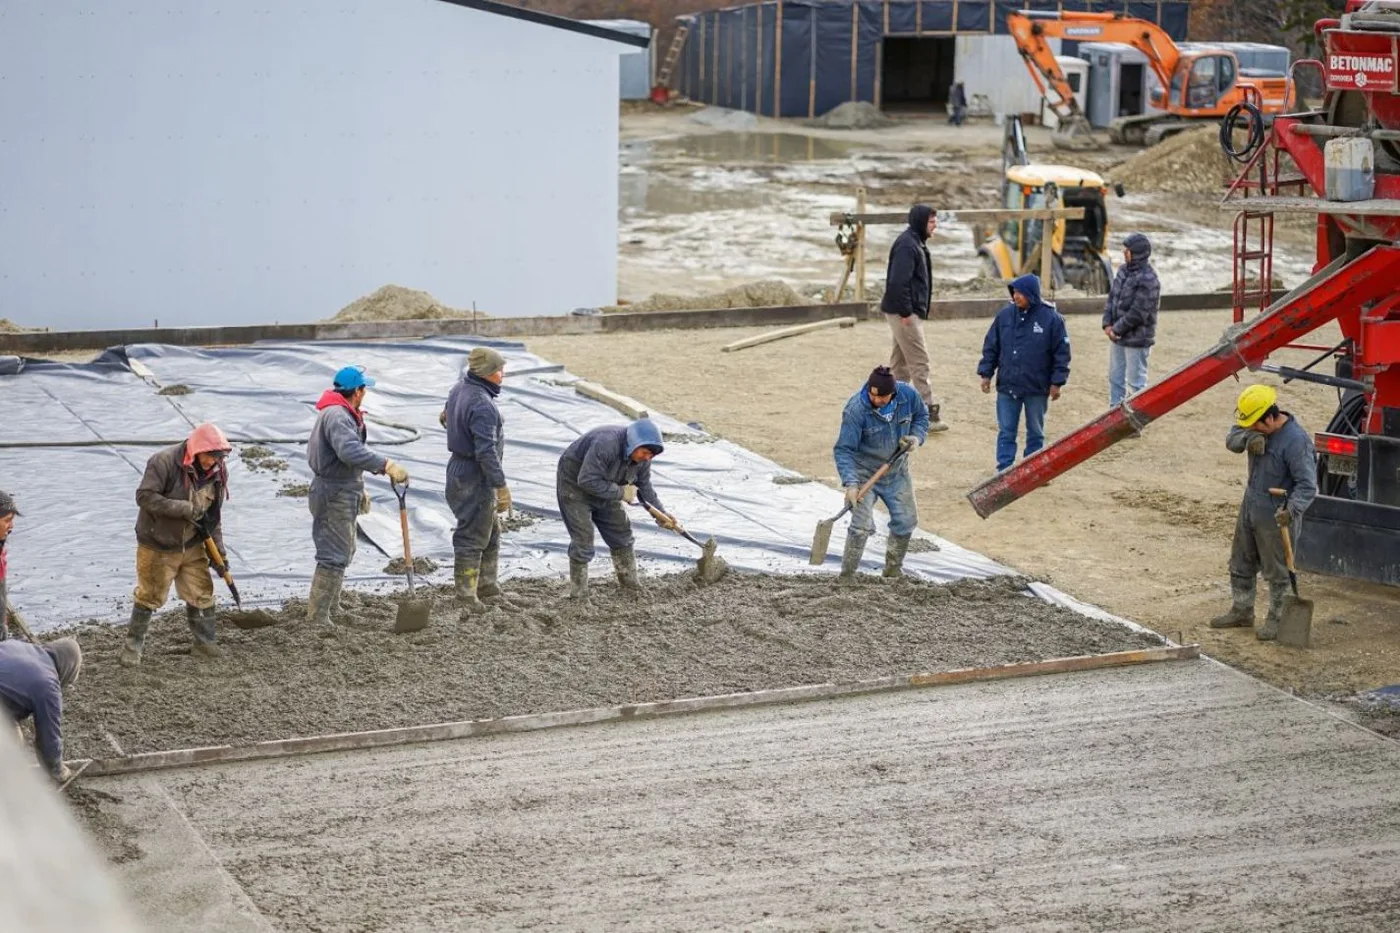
[[0, 318, 33, 333], [59, 573, 1159, 757], [276, 481, 311, 498], [155, 384, 192, 396], [1115, 127, 1236, 194], [325, 285, 483, 324], [383, 556, 439, 576], [500, 511, 542, 533], [808, 102, 894, 130], [239, 445, 288, 473], [606, 280, 813, 314]]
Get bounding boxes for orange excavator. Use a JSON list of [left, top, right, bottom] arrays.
[[1007, 10, 1294, 148]]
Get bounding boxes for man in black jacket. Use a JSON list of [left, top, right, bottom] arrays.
[[880, 204, 948, 432], [1102, 233, 1160, 408]]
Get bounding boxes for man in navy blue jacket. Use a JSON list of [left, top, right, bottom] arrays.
[[978, 274, 1072, 472], [445, 347, 511, 610]]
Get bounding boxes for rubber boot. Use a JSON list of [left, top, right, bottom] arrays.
[[1209, 576, 1256, 629], [188, 605, 221, 659], [306, 566, 343, 628], [883, 534, 912, 578], [477, 545, 510, 606], [454, 555, 485, 610], [119, 606, 153, 667], [612, 546, 641, 592], [928, 404, 949, 433], [567, 560, 589, 600], [838, 533, 868, 586], [1258, 582, 1288, 642]]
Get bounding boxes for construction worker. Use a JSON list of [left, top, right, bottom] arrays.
[[880, 203, 948, 433], [1102, 233, 1160, 408], [0, 491, 17, 641], [948, 81, 968, 126], [122, 423, 232, 666], [556, 419, 670, 599], [445, 347, 511, 608], [834, 365, 929, 582], [0, 636, 82, 783], [978, 273, 1072, 472], [1211, 385, 1318, 640], [307, 366, 409, 627]]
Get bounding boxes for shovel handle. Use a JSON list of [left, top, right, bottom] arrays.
[[1278, 523, 1296, 574], [392, 480, 416, 594]]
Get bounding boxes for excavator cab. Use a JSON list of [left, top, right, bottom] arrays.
[[1161, 53, 1237, 112]]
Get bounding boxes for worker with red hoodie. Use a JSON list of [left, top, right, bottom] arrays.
[[121, 423, 233, 666], [306, 366, 409, 627]]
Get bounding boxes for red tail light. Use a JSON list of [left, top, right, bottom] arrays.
[[1315, 433, 1358, 456]]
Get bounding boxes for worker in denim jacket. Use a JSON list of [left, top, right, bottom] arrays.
[[833, 366, 929, 583]]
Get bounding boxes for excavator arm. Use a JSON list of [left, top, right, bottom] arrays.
[[1007, 11, 1183, 97]]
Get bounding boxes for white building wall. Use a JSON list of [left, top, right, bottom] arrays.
[[0, 0, 626, 327], [955, 35, 1062, 120]]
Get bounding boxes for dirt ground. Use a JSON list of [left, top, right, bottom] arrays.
[[530, 312, 1400, 698], [60, 574, 1156, 759]]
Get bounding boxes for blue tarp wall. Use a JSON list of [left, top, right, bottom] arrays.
[[675, 0, 1190, 118]]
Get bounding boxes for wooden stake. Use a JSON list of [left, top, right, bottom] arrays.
[[575, 381, 649, 419], [855, 187, 867, 302], [721, 316, 858, 353]]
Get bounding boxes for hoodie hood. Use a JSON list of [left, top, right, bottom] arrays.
[[183, 423, 231, 468], [625, 418, 665, 458], [1009, 273, 1044, 310], [316, 389, 366, 425], [45, 637, 83, 687], [907, 204, 934, 242], [1124, 233, 1152, 263]]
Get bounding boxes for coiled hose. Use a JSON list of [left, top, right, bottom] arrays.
[[1220, 101, 1266, 164]]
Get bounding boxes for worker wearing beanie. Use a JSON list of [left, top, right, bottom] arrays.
[[444, 347, 511, 609], [1211, 385, 1318, 640], [556, 418, 671, 599], [306, 366, 409, 628], [0, 491, 20, 641], [122, 423, 232, 666], [833, 365, 929, 582], [0, 636, 83, 783]]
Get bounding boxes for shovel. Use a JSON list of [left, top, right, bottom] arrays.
[[634, 501, 727, 584], [391, 479, 432, 634], [810, 449, 906, 565], [1268, 487, 1314, 648], [199, 531, 277, 629]]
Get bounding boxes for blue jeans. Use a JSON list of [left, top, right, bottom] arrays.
[[1108, 344, 1151, 408], [995, 392, 1048, 471], [849, 467, 919, 538]]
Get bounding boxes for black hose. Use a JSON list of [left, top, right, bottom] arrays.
[[1220, 102, 1266, 163]]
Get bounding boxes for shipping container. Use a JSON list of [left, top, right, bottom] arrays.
[[1078, 42, 1156, 128]]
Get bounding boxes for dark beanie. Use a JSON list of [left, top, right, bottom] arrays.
[[867, 366, 897, 397]]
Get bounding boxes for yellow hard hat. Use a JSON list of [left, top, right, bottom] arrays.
[[1235, 384, 1277, 427]]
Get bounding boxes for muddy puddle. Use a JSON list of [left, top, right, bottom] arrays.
[[60, 573, 1158, 758]]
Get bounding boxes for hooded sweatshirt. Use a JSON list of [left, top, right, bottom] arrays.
[[880, 205, 935, 319], [558, 421, 666, 512], [1102, 233, 1160, 349], [0, 638, 80, 778], [978, 273, 1072, 398], [308, 390, 389, 487], [135, 424, 230, 553]]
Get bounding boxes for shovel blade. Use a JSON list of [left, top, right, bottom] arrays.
[[695, 537, 728, 585], [229, 610, 279, 630], [810, 519, 835, 565], [1278, 596, 1314, 648], [392, 599, 432, 635]]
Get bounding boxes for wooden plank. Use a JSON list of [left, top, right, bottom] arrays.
[[720, 316, 858, 352], [575, 381, 649, 419], [832, 208, 1085, 225], [72, 645, 1199, 777], [1218, 196, 1400, 216]]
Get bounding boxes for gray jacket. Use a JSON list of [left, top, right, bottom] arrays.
[[308, 393, 388, 487], [135, 442, 225, 553], [445, 374, 505, 487], [559, 425, 664, 511], [1226, 413, 1318, 518], [0, 640, 64, 778]]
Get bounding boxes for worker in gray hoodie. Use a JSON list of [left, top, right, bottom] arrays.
[[0, 637, 83, 783], [445, 347, 511, 609], [556, 419, 672, 599], [307, 366, 409, 627]]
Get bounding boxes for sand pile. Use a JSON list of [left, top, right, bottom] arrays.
[[326, 285, 483, 324], [608, 279, 813, 313], [809, 102, 894, 130], [0, 318, 33, 333], [1115, 127, 1236, 194]]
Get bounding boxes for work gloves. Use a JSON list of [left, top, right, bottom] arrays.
[[360, 489, 372, 515], [844, 485, 861, 508], [1275, 508, 1291, 529], [384, 460, 409, 484], [621, 484, 638, 504], [496, 486, 512, 514], [1246, 434, 1267, 456], [898, 436, 920, 455]]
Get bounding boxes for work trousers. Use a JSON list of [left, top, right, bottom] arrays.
[[1229, 494, 1299, 591], [556, 461, 633, 563], [447, 470, 500, 564], [133, 543, 215, 611], [309, 480, 361, 572], [886, 313, 936, 408], [1108, 344, 1152, 408], [995, 392, 1049, 471], [848, 467, 919, 538]]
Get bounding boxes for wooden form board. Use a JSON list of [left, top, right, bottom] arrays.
[[720, 316, 857, 352]]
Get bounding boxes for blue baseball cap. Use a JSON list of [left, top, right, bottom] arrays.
[[332, 365, 375, 390]]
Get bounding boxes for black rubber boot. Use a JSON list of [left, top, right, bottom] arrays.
[[1209, 575, 1256, 629], [307, 567, 343, 628], [189, 605, 221, 659], [838, 533, 868, 585], [454, 555, 484, 610], [119, 606, 153, 667], [612, 547, 641, 591], [883, 534, 912, 578], [477, 544, 510, 605], [567, 560, 589, 600], [1258, 583, 1288, 641]]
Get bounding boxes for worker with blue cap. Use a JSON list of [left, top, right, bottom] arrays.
[[306, 365, 409, 627]]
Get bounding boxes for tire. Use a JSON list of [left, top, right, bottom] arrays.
[[1318, 391, 1366, 499]]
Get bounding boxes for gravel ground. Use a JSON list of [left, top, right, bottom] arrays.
[[60, 573, 1158, 758]]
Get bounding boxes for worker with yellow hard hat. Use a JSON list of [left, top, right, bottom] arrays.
[[1210, 385, 1318, 640]]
